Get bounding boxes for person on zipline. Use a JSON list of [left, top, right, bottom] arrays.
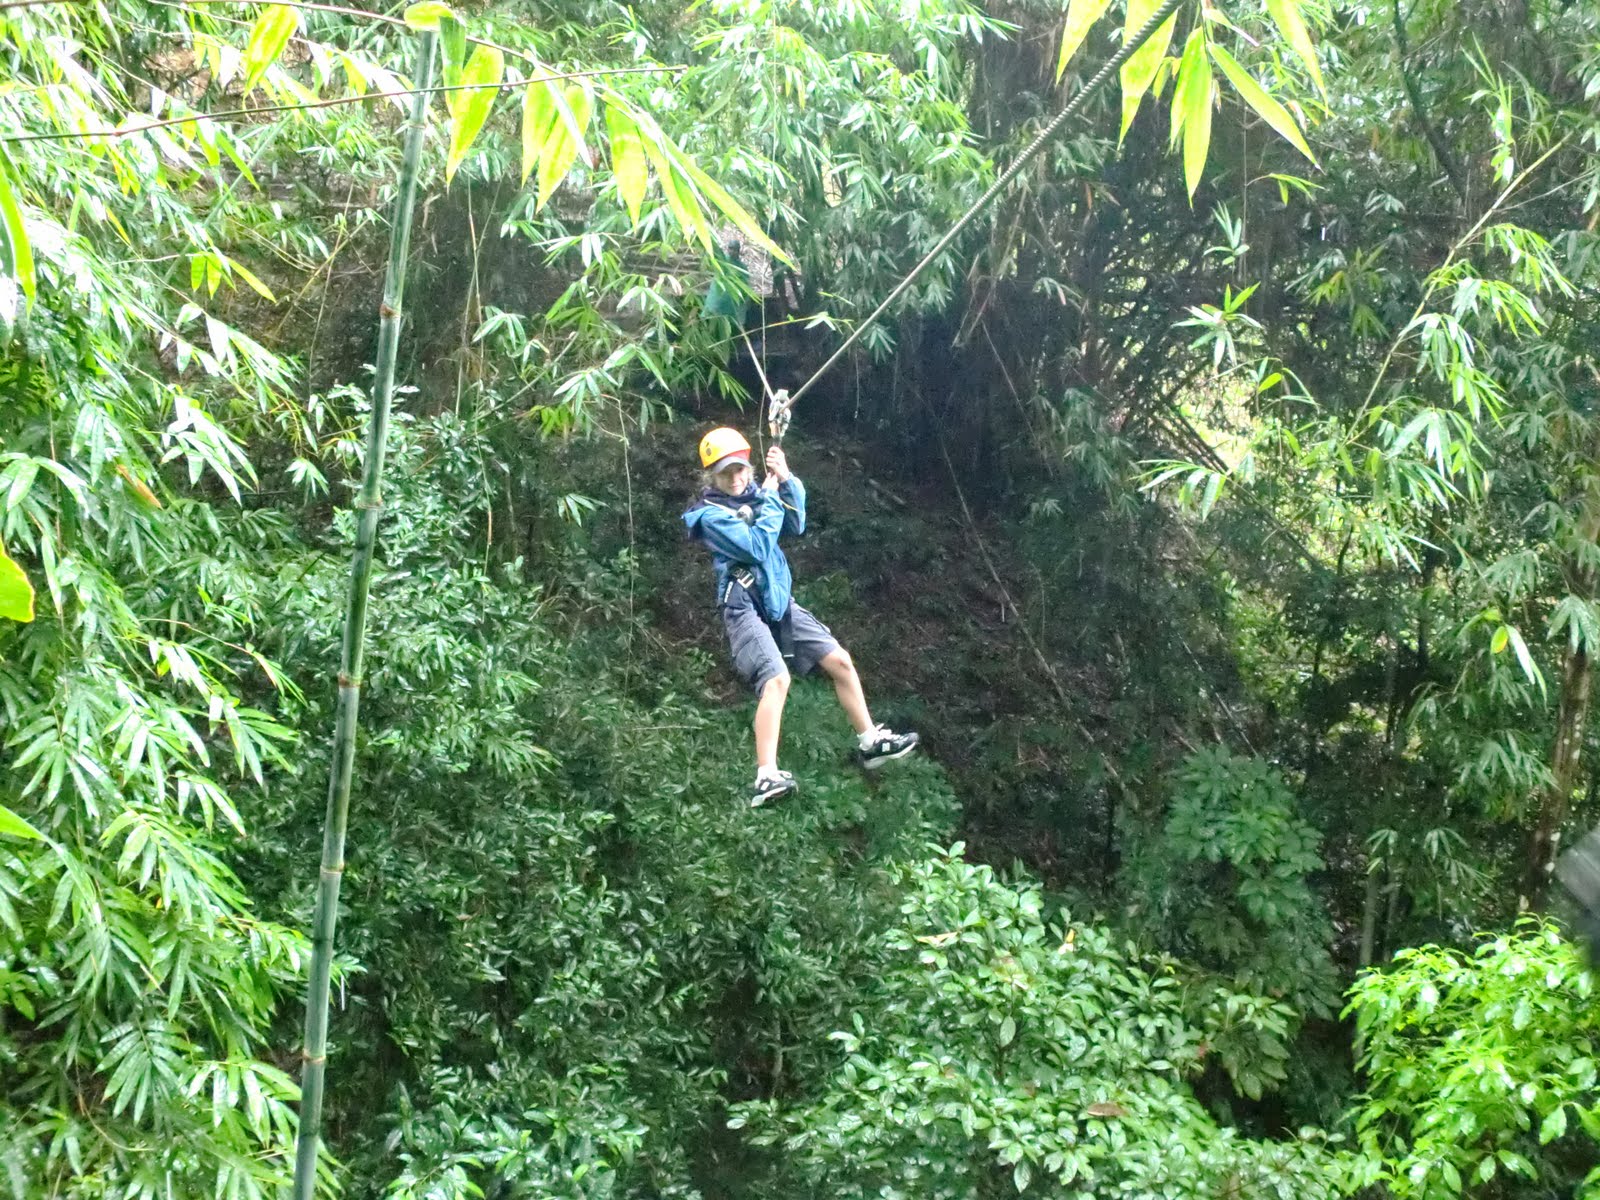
[[684, 427, 919, 806]]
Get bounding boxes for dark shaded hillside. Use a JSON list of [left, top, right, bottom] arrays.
[[599, 412, 1223, 895]]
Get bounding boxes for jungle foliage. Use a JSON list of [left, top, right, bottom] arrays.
[[6, 0, 1600, 1197]]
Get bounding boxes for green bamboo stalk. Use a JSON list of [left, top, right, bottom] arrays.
[[291, 31, 436, 1199]]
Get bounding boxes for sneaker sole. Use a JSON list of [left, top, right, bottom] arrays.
[[750, 782, 798, 808], [861, 743, 919, 771]]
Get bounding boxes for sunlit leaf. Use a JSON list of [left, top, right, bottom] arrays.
[[606, 105, 649, 225], [0, 803, 40, 840], [520, 74, 557, 184], [1265, 0, 1326, 97], [1120, 0, 1179, 140], [1171, 30, 1213, 200], [402, 0, 454, 30], [229, 258, 277, 303], [445, 44, 505, 182], [0, 146, 35, 308], [1057, 0, 1112, 81], [640, 135, 711, 250], [1210, 43, 1318, 165], [241, 4, 299, 97], [665, 144, 794, 268], [0, 543, 33, 622], [536, 84, 593, 209]]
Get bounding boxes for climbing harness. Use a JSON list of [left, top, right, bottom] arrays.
[[742, 0, 1187, 426], [723, 565, 797, 667]]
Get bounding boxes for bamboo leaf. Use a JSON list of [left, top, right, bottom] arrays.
[[1171, 30, 1214, 200], [520, 74, 558, 185], [0, 146, 35, 308], [241, 4, 300, 97], [445, 44, 504, 183], [1057, 0, 1112, 81], [0, 543, 33, 622], [228, 258, 277, 303], [544, 80, 593, 164], [667, 146, 795, 268], [1264, 0, 1326, 97], [402, 0, 453, 29], [637, 133, 712, 251], [535, 84, 592, 209], [521, 75, 560, 185], [0, 803, 40, 840], [605, 105, 649, 225], [1210, 43, 1319, 165], [438, 14, 467, 87], [0, 803, 41, 838], [1506, 625, 1545, 695], [1120, 0, 1179, 140]]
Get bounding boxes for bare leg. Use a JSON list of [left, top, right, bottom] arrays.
[[818, 648, 873, 736], [755, 672, 790, 770]]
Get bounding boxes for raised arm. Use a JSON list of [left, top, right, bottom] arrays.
[[778, 475, 806, 536]]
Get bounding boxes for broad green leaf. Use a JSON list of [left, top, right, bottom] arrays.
[[535, 84, 592, 209], [1265, 0, 1326, 97], [241, 4, 299, 97], [520, 74, 558, 185], [402, 0, 454, 30], [445, 44, 504, 183], [1172, 30, 1213, 200], [1491, 624, 1510, 654], [1541, 1104, 1568, 1144], [1119, 0, 1179, 140], [606, 106, 649, 225], [439, 14, 468, 87], [1210, 43, 1318, 165], [1057, 0, 1112, 81], [0, 803, 40, 840], [0, 146, 35, 307], [0, 543, 33, 622]]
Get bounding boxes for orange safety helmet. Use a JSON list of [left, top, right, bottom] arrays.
[[698, 426, 752, 471]]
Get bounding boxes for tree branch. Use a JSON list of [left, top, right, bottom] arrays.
[[1392, 0, 1468, 204]]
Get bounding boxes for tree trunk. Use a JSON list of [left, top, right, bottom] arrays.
[[1358, 862, 1383, 968], [1525, 637, 1594, 908]]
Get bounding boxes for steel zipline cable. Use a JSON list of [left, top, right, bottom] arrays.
[[784, 0, 1186, 409]]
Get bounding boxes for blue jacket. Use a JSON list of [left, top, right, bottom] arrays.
[[682, 477, 808, 620]]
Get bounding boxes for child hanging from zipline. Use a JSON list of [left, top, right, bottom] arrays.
[[683, 427, 919, 806]]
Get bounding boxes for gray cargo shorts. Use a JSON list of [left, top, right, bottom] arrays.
[[723, 593, 841, 695]]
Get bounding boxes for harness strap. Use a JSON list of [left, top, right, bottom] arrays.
[[724, 569, 795, 666]]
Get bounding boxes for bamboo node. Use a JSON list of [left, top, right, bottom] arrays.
[[380, 302, 399, 319], [337, 673, 363, 689]]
